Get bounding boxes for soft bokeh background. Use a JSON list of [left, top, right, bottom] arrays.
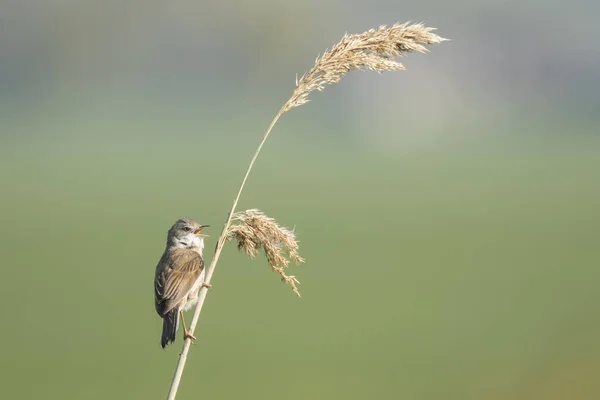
[[1, 1, 599, 399]]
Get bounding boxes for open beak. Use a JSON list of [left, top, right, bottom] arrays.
[[194, 225, 210, 238]]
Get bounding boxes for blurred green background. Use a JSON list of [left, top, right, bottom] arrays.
[[1, 1, 599, 399]]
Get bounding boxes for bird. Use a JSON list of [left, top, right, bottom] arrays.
[[154, 218, 210, 348]]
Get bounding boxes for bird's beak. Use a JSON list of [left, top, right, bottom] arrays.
[[194, 225, 210, 238]]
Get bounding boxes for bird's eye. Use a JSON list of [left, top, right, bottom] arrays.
[[183, 226, 192, 232]]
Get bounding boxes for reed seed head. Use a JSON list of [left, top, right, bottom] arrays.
[[282, 22, 447, 113], [227, 209, 304, 296]]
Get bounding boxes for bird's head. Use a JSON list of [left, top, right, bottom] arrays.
[[166, 218, 210, 251]]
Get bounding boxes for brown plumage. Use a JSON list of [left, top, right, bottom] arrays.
[[154, 218, 209, 348]]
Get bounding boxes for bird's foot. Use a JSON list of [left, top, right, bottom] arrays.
[[183, 328, 197, 342], [201, 282, 212, 289]]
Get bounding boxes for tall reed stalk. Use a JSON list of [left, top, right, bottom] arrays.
[[166, 22, 447, 400]]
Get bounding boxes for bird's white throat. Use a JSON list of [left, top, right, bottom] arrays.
[[171, 234, 204, 254]]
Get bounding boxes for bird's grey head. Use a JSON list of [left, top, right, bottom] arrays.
[[166, 218, 210, 253]]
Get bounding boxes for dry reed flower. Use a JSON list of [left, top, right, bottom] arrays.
[[282, 22, 447, 113], [227, 209, 304, 296]]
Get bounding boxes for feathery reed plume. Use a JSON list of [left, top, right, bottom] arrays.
[[228, 209, 304, 296], [282, 22, 447, 113], [167, 22, 446, 400]]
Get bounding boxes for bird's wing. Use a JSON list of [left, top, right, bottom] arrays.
[[155, 248, 204, 316]]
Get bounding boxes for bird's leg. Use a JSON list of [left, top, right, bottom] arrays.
[[201, 282, 212, 289], [179, 310, 196, 341]]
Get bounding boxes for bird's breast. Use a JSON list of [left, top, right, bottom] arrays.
[[180, 268, 206, 311]]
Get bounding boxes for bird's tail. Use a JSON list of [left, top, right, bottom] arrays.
[[161, 310, 178, 349]]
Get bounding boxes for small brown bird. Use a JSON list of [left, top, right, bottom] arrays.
[[154, 218, 210, 348]]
